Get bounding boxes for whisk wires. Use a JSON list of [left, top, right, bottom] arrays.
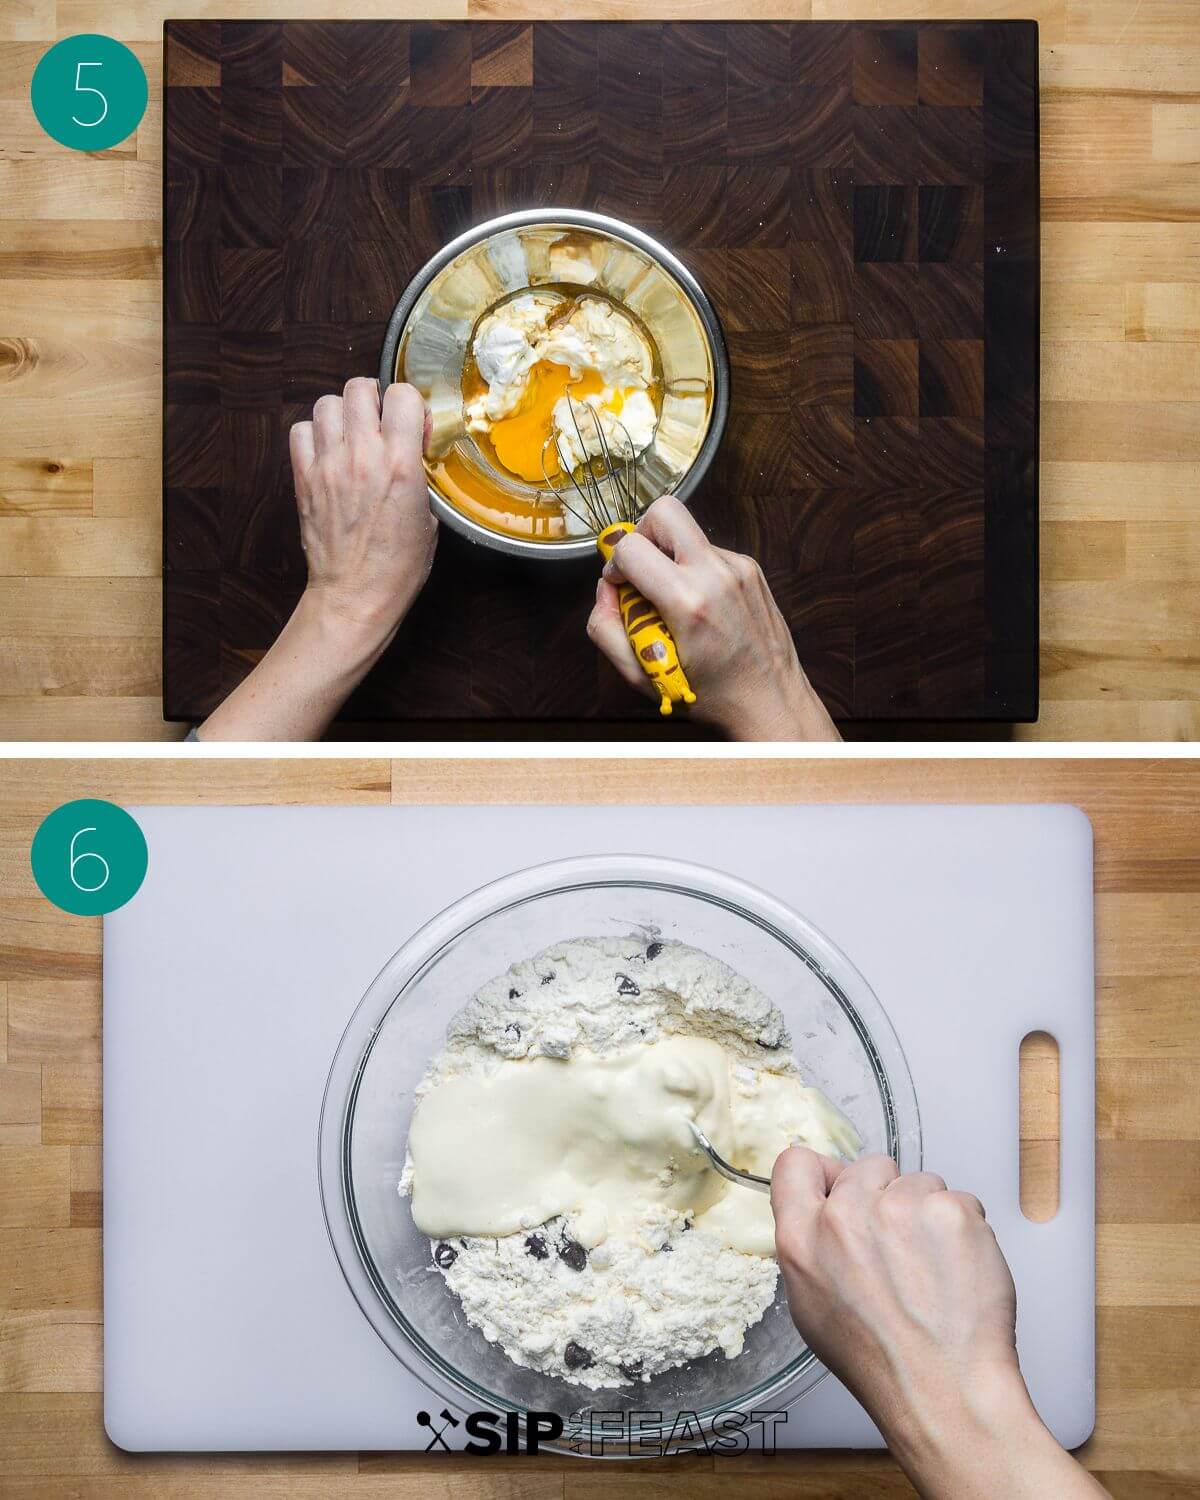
[[540, 399, 642, 534]]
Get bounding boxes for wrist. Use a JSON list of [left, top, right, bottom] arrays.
[[721, 671, 841, 743], [884, 1363, 1047, 1499], [197, 584, 396, 742], [296, 584, 401, 666]]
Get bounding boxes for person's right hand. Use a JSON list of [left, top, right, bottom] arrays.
[[773, 1148, 1018, 1437], [771, 1148, 1109, 1500], [585, 496, 840, 741]]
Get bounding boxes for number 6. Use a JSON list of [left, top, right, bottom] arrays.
[[72, 61, 108, 128], [69, 827, 110, 893]]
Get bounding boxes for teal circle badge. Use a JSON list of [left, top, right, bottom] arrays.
[[31, 34, 148, 153], [30, 800, 148, 917]]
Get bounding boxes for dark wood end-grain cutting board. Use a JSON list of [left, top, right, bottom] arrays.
[[162, 20, 1039, 728]]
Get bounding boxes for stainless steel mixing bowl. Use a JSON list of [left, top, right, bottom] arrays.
[[378, 209, 730, 561], [318, 855, 920, 1458]]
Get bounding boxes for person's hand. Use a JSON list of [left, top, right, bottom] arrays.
[[773, 1148, 1018, 1438], [771, 1148, 1109, 1500], [290, 377, 437, 644], [585, 496, 839, 741], [197, 378, 436, 741]]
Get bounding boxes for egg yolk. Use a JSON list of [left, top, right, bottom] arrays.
[[482, 362, 608, 484]]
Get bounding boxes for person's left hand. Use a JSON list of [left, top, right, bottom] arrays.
[[290, 376, 437, 642]]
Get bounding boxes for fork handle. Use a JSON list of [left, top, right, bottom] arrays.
[[596, 522, 697, 717]]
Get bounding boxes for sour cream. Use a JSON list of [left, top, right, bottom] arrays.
[[463, 292, 659, 479]]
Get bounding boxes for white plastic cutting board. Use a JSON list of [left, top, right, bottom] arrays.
[[103, 804, 1095, 1453]]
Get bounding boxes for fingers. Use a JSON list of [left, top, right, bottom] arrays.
[[312, 393, 343, 456], [342, 376, 382, 442], [829, 1152, 899, 1194], [714, 547, 766, 592], [311, 380, 426, 460], [586, 578, 653, 695], [884, 1171, 948, 1197], [879, 1173, 984, 1218], [605, 531, 690, 620], [289, 421, 316, 495], [381, 381, 427, 458], [636, 494, 711, 563], [945, 1189, 987, 1220], [771, 1145, 846, 1226], [603, 500, 762, 637]]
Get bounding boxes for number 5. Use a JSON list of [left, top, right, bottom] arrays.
[[72, 61, 108, 128], [69, 827, 110, 893]]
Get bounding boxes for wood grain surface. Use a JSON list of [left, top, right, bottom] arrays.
[[1, 3, 1198, 741], [157, 16, 1039, 726], [1, 756, 1198, 1496]]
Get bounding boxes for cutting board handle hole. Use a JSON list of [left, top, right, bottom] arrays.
[[1019, 1030, 1060, 1223]]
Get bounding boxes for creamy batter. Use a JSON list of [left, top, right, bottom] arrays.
[[400, 936, 861, 1388], [409, 1036, 857, 1258]]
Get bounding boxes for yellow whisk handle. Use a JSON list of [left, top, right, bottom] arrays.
[[596, 522, 697, 717]]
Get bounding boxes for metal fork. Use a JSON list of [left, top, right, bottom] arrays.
[[688, 1120, 772, 1195]]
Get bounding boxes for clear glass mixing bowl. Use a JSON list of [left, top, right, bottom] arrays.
[[318, 855, 920, 1458]]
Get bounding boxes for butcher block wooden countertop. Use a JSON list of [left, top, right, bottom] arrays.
[[1, 756, 1198, 1495], [1, 1, 1199, 741]]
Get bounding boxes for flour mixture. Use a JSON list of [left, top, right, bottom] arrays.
[[399, 936, 860, 1389]]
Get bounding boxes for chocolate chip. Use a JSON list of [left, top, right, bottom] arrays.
[[508, 987, 521, 999], [558, 1236, 587, 1272], [525, 1233, 549, 1260], [504, 1022, 521, 1041], [616, 974, 641, 996], [564, 1341, 594, 1370], [619, 1357, 644, 1380], [646, 943, 663, 961], [433, 1242, 457, 1269], [659, 1240, 673, 1252], [756, 1037, 781, 1050], [541, 971, 555, 985]]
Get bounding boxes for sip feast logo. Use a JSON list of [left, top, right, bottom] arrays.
[[416, 1408, 461, 1451], [418, 1409, 563, 1454], [415, 1407, 787, 1456]]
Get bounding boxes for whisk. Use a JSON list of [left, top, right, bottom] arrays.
[[541, 399, 696, 717]]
